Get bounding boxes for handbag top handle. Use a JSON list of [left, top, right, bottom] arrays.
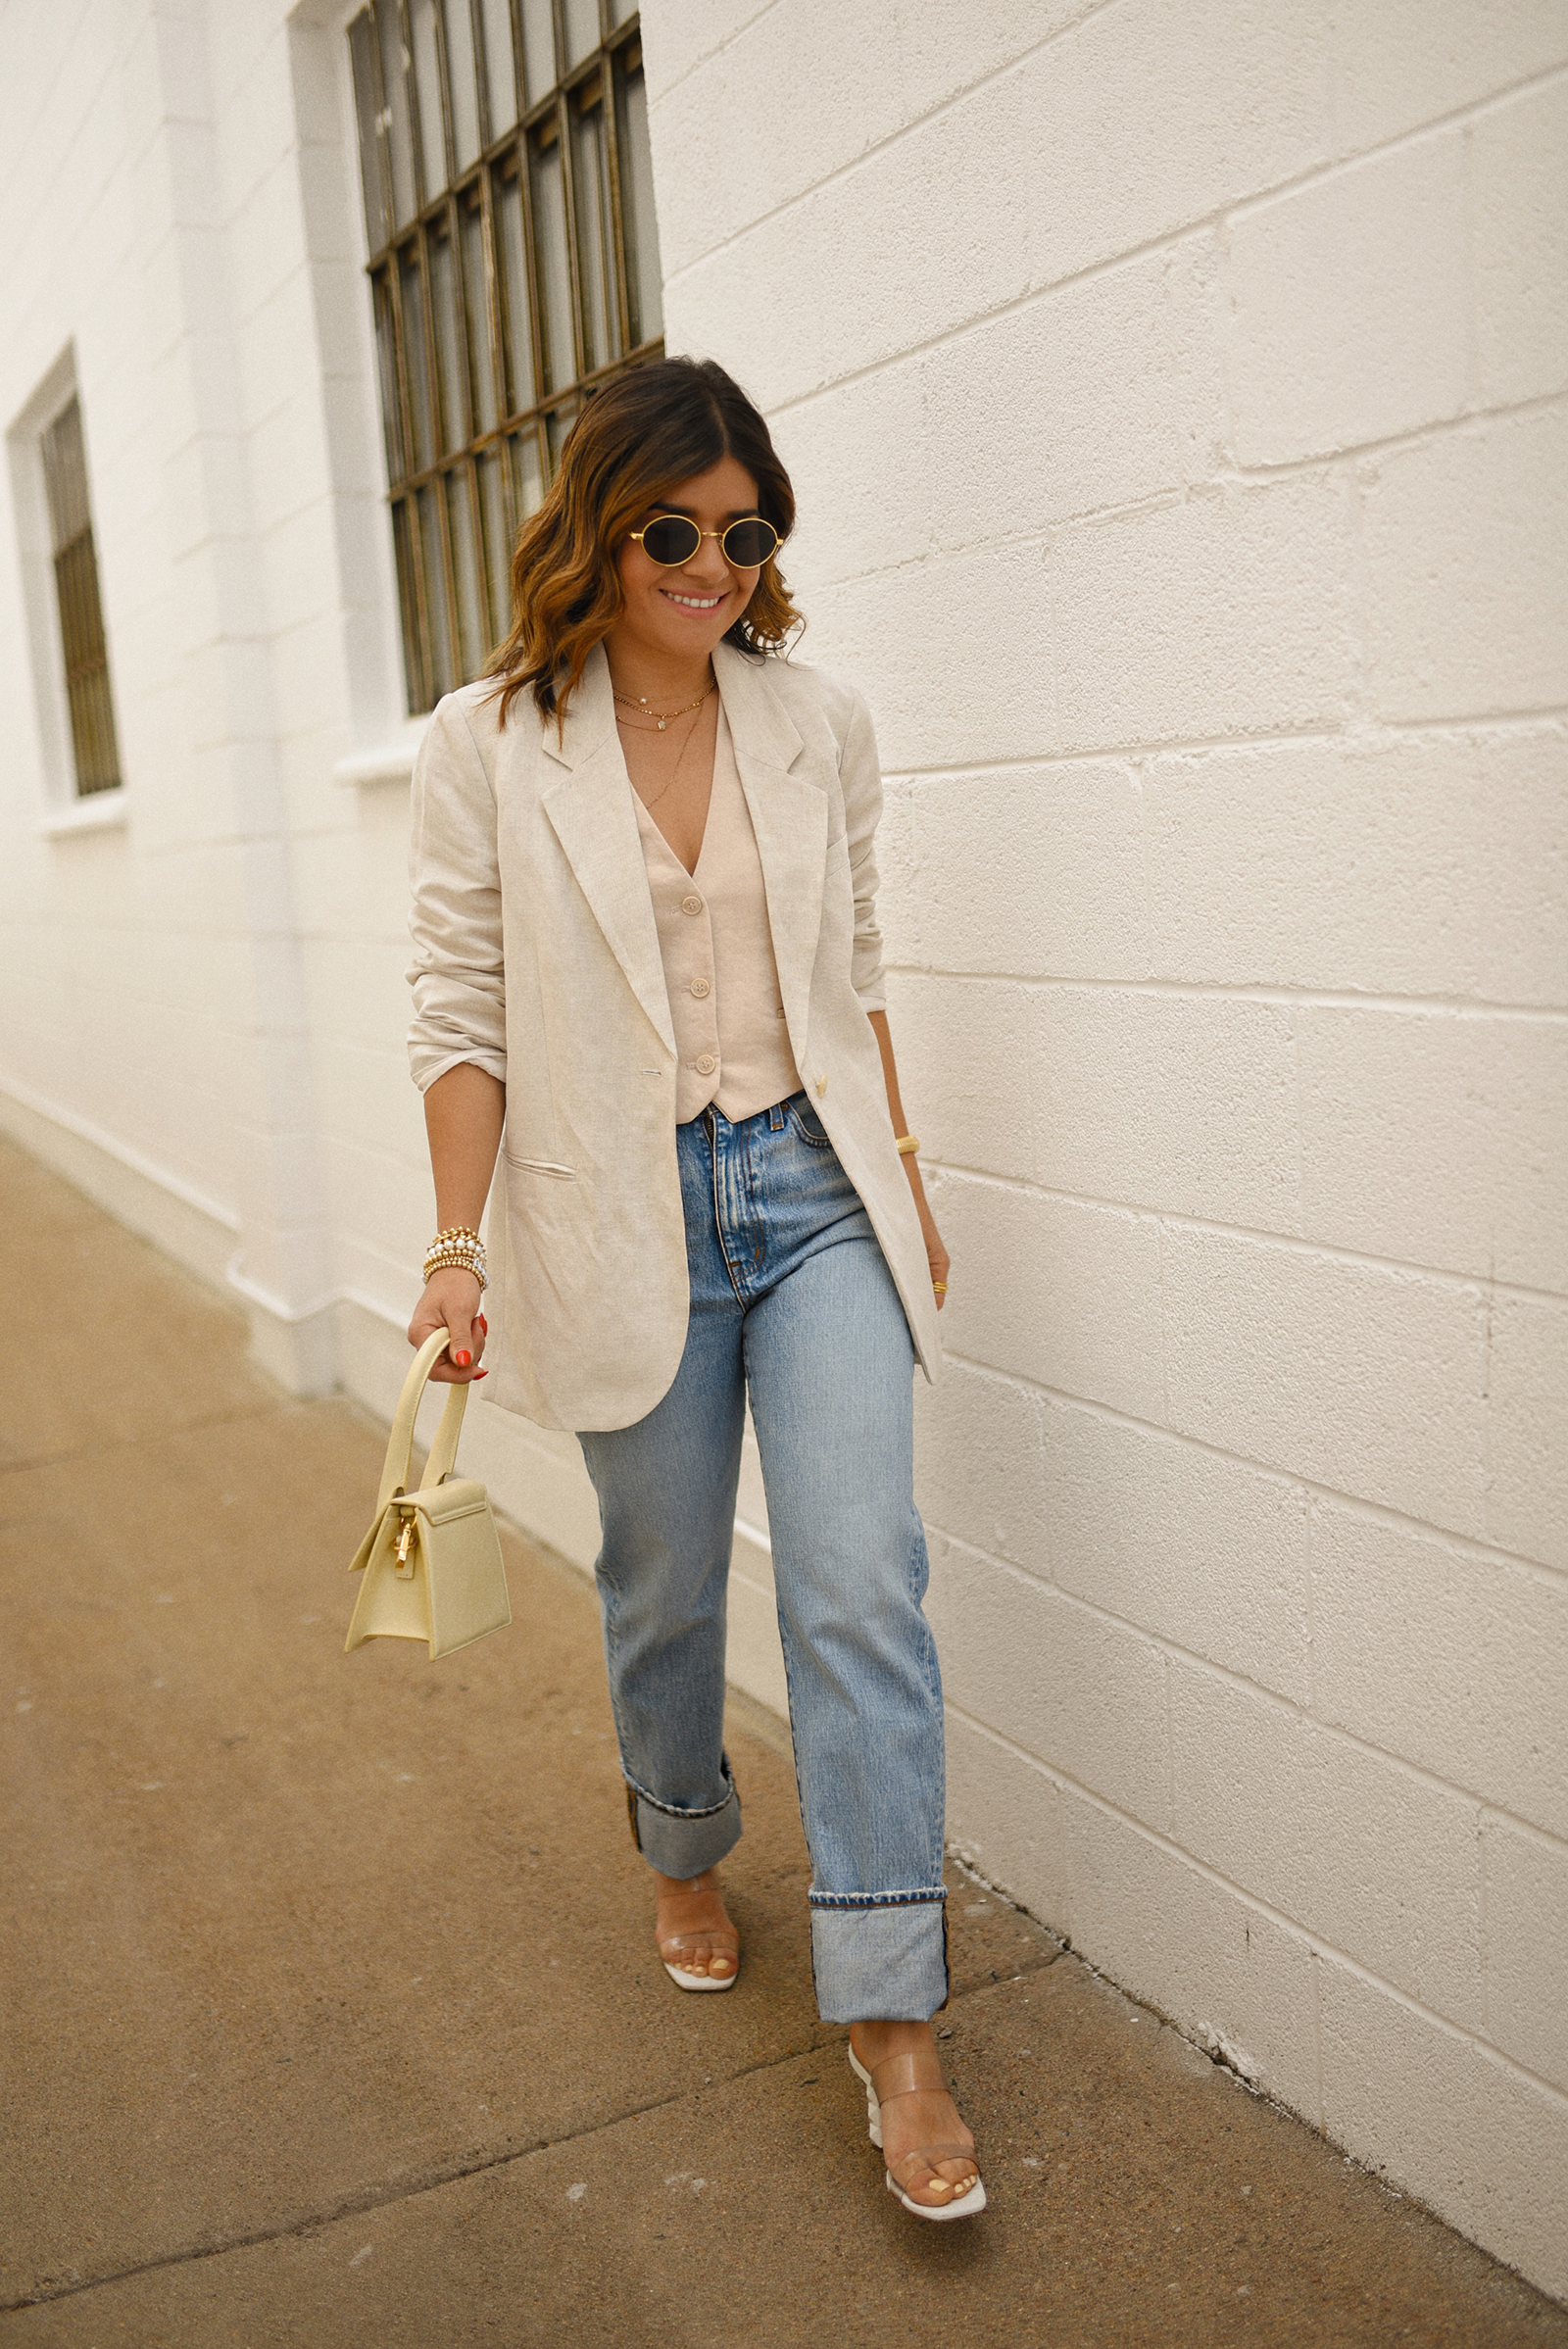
[[376, 1326, 472, 1514]]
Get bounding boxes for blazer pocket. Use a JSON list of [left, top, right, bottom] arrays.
[[505, 1152, 578, 1181]]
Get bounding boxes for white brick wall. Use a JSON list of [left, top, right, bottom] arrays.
[[646, 0, 1568, 2297], [0, 0, 1564, 2304]]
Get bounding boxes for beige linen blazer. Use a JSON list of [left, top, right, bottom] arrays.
[[407, 638, 941, 1432]]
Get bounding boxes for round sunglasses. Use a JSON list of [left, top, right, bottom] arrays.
[[630, 513, 781, 568]]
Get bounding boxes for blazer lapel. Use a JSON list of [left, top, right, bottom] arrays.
[[541, 649, 676, 1055], [715, 645, 826, 1061]]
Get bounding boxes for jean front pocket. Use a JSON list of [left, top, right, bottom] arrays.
[[785, 1094, 834, 1150]]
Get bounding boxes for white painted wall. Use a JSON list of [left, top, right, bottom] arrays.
[[0, 0, 1563, 2300], [642, 0, 1568, 2298]]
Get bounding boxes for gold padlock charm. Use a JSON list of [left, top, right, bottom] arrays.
[[394, 1512, 417, 1579]]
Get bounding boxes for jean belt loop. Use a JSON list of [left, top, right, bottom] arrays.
[[769, 1100, 786, 1132]]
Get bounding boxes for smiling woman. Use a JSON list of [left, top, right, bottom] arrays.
[[486, 359, 799, 728], [401, 356, 979, 2225]]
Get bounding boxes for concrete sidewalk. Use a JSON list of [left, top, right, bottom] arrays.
[[1, 1134, 1563, 2349]]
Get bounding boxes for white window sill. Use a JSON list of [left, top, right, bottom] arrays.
[[333, 719, 430, 788], [39, 792, 128, 838]]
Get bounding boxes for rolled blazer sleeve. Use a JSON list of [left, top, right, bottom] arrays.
[[840, 687, 888, 1013], [406, 695, 509, 1095]]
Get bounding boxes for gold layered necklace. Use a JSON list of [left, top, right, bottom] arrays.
[[612, 682, 714, 731], [615, 689, 712, 814]]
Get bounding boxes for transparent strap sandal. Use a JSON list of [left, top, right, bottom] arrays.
[[659, 1930, 740, 1992], [849, 2045, 986, 2221]]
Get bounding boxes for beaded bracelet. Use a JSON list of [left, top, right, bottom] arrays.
[[423, 1247, 487, 1287], [422, 1226, 488, 1290]]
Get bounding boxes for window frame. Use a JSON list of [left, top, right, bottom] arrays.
[[347, 0, 662, 715], [6, 347, 127, 824]]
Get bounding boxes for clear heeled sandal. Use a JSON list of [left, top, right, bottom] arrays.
[[659, 1931, 740, 1992], [848, 2044, 987, 2221]]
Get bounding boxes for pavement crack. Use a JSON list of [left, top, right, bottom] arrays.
[[3, 2055, 817, 2310], [4, 1964, 1059, 2313]]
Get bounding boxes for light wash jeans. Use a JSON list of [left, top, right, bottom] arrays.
[[577, 1094, 948, 2024]]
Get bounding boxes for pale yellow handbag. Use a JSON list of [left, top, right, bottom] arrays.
[[345, 1326, 511, 1660]]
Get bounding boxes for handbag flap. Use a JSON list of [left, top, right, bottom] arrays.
[[403, 1476, 490, 1527]]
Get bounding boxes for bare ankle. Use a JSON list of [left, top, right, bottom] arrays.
[[654, 1866, 719, 1898], [851, 2018, 937, 2060]]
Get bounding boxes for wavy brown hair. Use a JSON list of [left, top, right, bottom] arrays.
[[486, 358, 801, 728]]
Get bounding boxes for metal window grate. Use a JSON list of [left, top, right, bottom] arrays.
[[348, 0, 663, 714], [40, 396, 122, 797]]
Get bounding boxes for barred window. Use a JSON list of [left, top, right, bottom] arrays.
[[40, 396, 122, 798], [348, 1, 663, 715]]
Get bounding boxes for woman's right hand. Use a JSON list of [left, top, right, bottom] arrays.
[[408, 1267, 488, 1382]]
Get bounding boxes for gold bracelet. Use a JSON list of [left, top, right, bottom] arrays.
[[423, 1235, 488, 1290], [424, 1265, 488, 1294], [424, 1236, 485, 1264], [896, 1134, 920, 1157]]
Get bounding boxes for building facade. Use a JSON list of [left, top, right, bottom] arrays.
[[1, 0, 1565, 2296]]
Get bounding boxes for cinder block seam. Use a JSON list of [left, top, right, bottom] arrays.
[[938, 1342, 1568, 1591], [879, 704, 1568, 781], [931, 1165, 1560, 1307], [889, 965, 1568, 1024], [933, 1523, 1564, 1844], [683, 63, 1568, 412], [943, 1697, 1568, 2112], [644, 0, 796, 106], [1227, 61, 1568, 225], [1230, 383, 1568, 485], [658, 0, 1118, 287], [1220, 373, 1568, 483], [882, 709, 1566, 788]]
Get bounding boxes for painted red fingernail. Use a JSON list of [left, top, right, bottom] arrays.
[[475, 1368, 488, 1378], [478, 1316, 488, 1333], [453, 1348, 472, 1368]]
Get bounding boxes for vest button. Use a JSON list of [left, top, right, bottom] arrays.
[[689, 976, 711, 999], [695, 1053, 717, 1075], [680, 894, 704, 915]]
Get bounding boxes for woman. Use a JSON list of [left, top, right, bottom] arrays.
[[404, 358, 983, 2221]]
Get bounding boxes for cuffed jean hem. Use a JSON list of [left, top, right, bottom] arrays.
[[625, 1776, 743, 1879], [808, 1893, 949, 2024]]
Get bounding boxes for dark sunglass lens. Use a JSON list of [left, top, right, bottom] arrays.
[[641, 515, 702, 564], [721, 516, 778, 566]]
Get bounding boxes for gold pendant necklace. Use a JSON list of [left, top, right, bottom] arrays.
[[636, 699, 707, 813], [612, 681, 714, 732]]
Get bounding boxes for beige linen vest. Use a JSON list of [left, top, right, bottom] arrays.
[[633, 706, 802, 1123]]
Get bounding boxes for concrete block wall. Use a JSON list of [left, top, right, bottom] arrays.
[[641, 0, 1568, 2297]]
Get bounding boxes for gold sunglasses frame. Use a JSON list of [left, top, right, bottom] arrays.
[[629, 514, 782, 568]]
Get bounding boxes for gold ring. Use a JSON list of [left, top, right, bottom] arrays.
[[932, 1281, 949, 1293]]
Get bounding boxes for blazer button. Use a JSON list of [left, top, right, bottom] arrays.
[[689, 976, 711, 999], [696, 1053, 717, 1075], [680, 894, 704, 915]]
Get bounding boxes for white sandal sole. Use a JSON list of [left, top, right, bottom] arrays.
[[848, 2047, 987, 2221], [662, 1959, 738, 1992]]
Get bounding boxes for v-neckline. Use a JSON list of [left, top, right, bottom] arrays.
[[629, 699, 726, 878]]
